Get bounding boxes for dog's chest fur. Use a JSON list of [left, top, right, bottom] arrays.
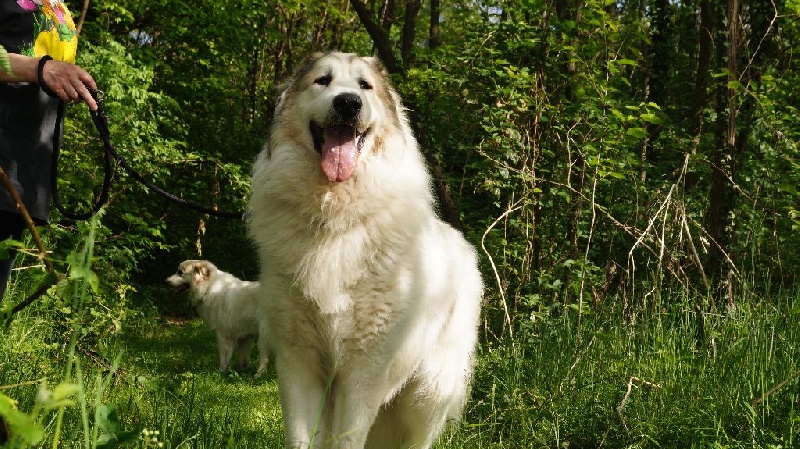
[[306, 279, 411, 363], [259, 190, 428, 362]]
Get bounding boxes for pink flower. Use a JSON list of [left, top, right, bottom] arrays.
[[51, 2, 66, 24], [16, 0, 37, 11]]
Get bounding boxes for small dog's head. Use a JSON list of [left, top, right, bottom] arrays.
[[165, 260, 217, 296]]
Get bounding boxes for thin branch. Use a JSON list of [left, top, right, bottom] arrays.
[[481, 199, 524, 338], [578, 172, 598, 337], [740, 0, 779, 81], [75, 0, 91, 36], [681, 208, 709, 290], [628, 183, 675, 263], [0, 165, 53, 274], [751, 369, 800, 409]]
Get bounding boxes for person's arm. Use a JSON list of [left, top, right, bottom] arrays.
[[0, 53, 98, 111], [0, 53, 37, 83]]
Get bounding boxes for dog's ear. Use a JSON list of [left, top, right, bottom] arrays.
[[193, 262, 211, 283], [363, 56, 388, 77], [273, 52, 324, 117], [289, 52, 325, 88]]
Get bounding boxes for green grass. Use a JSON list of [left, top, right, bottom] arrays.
[[1, 310, 285, 448], [455, 296, 800, 448], [1, 287, 799, 448]]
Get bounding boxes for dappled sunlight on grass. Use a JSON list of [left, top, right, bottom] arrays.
[[111, 316, 285, 447]]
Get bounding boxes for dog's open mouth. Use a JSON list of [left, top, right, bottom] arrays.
[[172, 283, 190, 295], [311, 121, 369, 183]]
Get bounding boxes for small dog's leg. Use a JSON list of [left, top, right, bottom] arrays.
[[218, 335, 235, 372], [255, 332, 270, 377]]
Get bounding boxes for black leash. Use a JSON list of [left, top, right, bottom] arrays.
[[51, 90, 246, 220]]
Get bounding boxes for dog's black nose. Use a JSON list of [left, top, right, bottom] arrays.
[[333, 93, 362, 120]]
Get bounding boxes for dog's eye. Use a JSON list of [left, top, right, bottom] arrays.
[[314, 74, 332, 86], [358, 78, 373, 90], [177, 269, 183, 275]]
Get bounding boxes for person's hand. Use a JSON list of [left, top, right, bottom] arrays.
[[39, 58, 98, 111]]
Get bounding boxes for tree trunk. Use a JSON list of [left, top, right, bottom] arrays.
[[685, 0, 716, 349], [401, 0, 423, 67], [350, 0, 402, 73], [554, 0, 584, 257], [429, 0, 440, 48], [75, 0, 90, 35], [381, 0, 396, 35], [689, 0, 714, 137], [706, 0, 742, 307], [648, 0, 671, 106]]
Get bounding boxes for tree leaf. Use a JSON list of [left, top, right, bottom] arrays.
[[0, 393, 44, 445], [0, 45, 11, 76]]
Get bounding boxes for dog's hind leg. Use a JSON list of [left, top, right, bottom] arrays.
[[366, 339, 474, 449], [236, 336, 252, 370], [364, 378, 457, 449]]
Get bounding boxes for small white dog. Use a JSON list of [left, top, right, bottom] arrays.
[[165, 260, 268, 376]]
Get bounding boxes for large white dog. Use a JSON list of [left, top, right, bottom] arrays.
[[247, 52, 483, 449]]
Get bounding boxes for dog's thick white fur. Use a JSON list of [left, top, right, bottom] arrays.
[[247, 52, 483, 449], [165, 260, 269, 376]]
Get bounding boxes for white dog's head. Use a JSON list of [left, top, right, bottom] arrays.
[[271, 52, 406, 183], [165, 260, 218, 301]]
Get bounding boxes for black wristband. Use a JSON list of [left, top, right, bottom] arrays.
[[37, 55, 59, 98]]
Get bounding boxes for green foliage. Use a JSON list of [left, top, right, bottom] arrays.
[[4, 268, 799, 447], [395, 0, 800, 335], [94, 404, 140, 448], [0, 45, 10, 76], [0, 383, 79, 447]]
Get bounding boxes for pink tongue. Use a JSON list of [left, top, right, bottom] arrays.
[[320, 126, 359, 182]]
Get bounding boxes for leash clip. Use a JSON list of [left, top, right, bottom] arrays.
[[89, 88, 106, 116], [88, 89, 110, 140]]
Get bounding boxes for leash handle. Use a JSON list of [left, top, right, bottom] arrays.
[[50, 91, 113, 221]]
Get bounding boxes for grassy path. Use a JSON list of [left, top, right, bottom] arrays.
[[112, 318, 285, 448]]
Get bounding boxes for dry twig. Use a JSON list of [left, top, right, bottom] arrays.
[[751, 369, 800, 409], [616, 376, 663, 430], [0, 165, 62, 317]]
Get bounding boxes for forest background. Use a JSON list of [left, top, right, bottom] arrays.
[[2, 0, 800, 448]]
